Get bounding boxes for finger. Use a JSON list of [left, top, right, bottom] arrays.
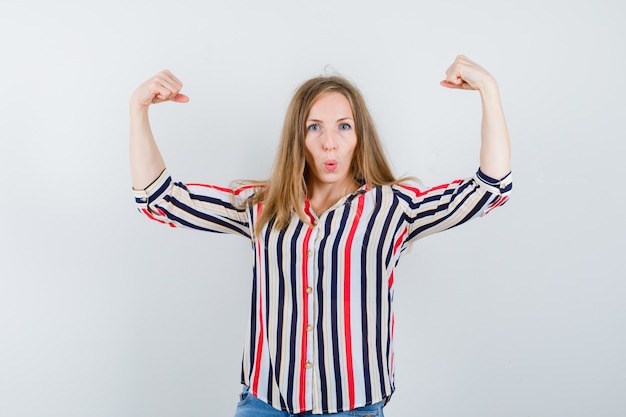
[[158, 71, 184, 93], [444, 63, 463, 85], [443, 71, 464, 86], [446, 54, 476, 78], [155, 76, 181, 94], [152, 85, 175, 101], [161, 70, 185, 88], [152, 78, 183, 101]]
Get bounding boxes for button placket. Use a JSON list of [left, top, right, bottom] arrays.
[[303, 222, 319, 410]]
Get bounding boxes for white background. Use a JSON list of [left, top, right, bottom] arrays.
[[1, 1, 625, 416]]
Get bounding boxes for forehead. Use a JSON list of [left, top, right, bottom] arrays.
[[307, 91, 354, 119]]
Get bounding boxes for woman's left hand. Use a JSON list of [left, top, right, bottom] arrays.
[[440, 55, 497, 91]]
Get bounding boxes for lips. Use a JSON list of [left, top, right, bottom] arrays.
[[324, 160, 338, 171]]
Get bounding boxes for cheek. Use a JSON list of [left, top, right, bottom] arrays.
[[304, 136, 314, 155], [303, 135, 313, 156], [304, 147, 315, 167], [346, 136, 358, 158]]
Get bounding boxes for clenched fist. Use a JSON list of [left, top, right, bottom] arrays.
[[130, 70, 190, 110], [440, 55, 497, 91]]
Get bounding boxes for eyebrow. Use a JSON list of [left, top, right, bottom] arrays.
[[306, 117, 354, 123]]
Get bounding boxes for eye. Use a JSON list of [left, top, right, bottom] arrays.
[[339, 123, 352, 131], [307, 124, 320, 132]]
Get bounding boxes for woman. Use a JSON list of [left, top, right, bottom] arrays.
[[130, 55, 512, 416]]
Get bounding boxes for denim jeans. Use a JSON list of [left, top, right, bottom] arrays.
[[233, 385, 384, 417]]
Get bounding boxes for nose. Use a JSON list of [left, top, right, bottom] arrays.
[[322, 131, 337, 151]]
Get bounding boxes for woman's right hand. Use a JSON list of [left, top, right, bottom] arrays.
[[130, 70, 190, 110]]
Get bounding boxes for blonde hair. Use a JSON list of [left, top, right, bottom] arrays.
[[245, 75, 405, 237]]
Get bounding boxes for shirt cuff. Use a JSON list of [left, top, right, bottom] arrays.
[[475, 168, 513, 195], [132, 169, 171, 209]]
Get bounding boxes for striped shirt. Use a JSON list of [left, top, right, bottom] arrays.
[[133, 168, 512, 414]]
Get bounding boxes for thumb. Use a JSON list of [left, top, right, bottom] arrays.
[[440, 80, 463, 89], [172, 93, 190, 103]]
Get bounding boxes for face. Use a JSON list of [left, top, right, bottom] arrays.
[[304, 92, 357, 194]]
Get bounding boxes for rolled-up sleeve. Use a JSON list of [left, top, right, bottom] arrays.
[[475, 168, 512, 215], [397, 168, 512, 243], [132, 169, 255, 239]]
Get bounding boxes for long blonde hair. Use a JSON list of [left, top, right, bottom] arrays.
[[247, 75, 403, 237]]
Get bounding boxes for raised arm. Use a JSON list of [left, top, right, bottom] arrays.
[[129, 70, 189, 190], [440, 55, 511, 179]]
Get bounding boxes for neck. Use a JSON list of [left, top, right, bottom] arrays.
[[306, 178, 360, 214]]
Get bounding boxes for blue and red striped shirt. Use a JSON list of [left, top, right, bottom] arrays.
[[133, 168, 512, 414]]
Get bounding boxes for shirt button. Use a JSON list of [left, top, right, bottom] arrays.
[[313, 220, 318, 226], [306, 286, 313, 294], [307, 249, 314, 257], [305, 362, 313, 369], [139, 197, 147, 203], [306, 324, 313, 332]]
